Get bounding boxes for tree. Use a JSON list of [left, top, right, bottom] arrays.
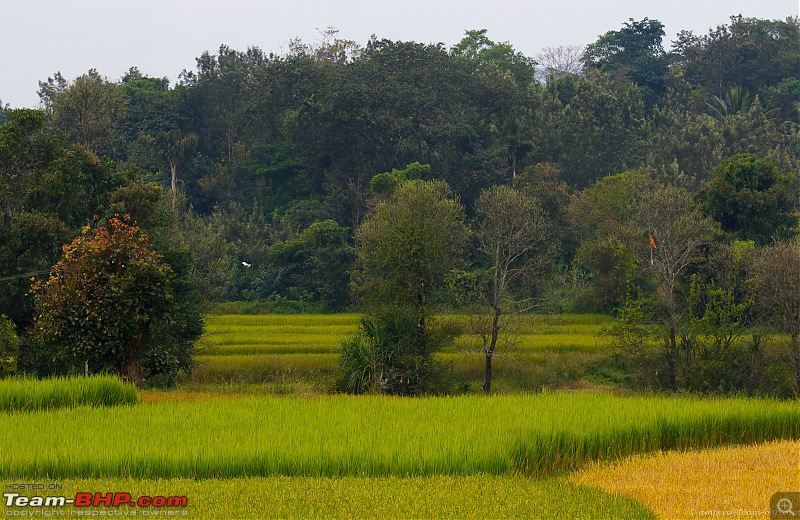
[[673, 16, 800, 96], [570, 171, 654, 312], [474, 185, 552, 393], [706, 86, 754, 122], [750, 240, 800, 396], [45, 70, 127, 157], [37, 72, 68, 110], [108, 183, 205, 386], [536, 45, 584, 81], [121, 68, 180, 141], [633, 184, 718, 390], [642, 100, 724, 188], [269, 219, 354, 309], [582, 18, 669, 107], [140, 129, 199, 193], [354, 179, 469, 311], [697, 154, 796, 244], [348, 179, 469, 394], [684, 242, 756, 393], [452, 29, 537, 87], [287, 27, 361, 63], [31, 216, 174, 387], [0, 315, 19, 376], [180, 45, 265, 169], [559, 70, 646, 188], [0, 99, 8, 125], [0, 109, 125, 326]]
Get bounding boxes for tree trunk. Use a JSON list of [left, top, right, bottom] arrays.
[[483, 305, 502, 394], [118, 322, 150, 389], [170, 162, 177, 192], [667, 322, 678, 391], [482, 352, 492, 393]]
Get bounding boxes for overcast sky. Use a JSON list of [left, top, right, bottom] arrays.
[[2, 0, 797, 108]]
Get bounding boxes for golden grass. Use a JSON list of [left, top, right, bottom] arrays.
[[8, 475, 655, 519], [570, 439, 800, 519]]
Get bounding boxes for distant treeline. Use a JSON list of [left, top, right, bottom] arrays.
[[0, 15, 798, 314]]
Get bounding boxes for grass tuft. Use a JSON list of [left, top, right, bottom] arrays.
[[0, 375, 138, 413]]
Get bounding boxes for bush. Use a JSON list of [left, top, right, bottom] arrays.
[[337, 308, 458, 395]]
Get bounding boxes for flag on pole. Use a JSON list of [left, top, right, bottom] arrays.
[[649, 234, 657, 249]]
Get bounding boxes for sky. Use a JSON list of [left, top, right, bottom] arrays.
[[2, 0, 797, 108]]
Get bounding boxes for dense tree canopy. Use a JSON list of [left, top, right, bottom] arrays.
[[697, 153, 796, 243]]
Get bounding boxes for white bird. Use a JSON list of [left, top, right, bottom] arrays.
[[241, 261, 252, 268]]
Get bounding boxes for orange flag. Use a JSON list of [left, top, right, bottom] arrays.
[[649, 234, 657, 249]]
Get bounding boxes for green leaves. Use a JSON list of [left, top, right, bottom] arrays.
[[31, 217, 175, 386], [697, 153, 796, 244], [354, 179, 469, 309]]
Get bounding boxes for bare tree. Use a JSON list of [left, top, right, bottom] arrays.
[[633, 184, 718, 390], [751, 240, 800, 396], [474, 185, 553, 393], [536, 45, 584, 81]]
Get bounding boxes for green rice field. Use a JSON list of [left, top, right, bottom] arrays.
[[1, 392, 797, 479], [3, 314, 797, 518], [192, 313, 614, 388]]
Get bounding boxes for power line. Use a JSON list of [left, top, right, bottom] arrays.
[[0, 270, 48, 282]]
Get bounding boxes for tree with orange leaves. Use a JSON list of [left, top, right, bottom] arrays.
[[31, 215, 174, 387]]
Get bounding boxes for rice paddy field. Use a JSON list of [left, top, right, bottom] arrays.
[[571, 439, 800, 518], [2, 476, 657, 519], [1, 392, 798, 480], [2, 314, 798, 518], [191, 313, 615, 391]]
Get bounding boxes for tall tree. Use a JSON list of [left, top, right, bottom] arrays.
[[348, 179, 468, 394], [45, 70, 127, 157], [559, 70, 645, 188], [141, 129, 199, 193], [474, 185, 552, 393], [354, 179, 469, 314], [570, 171, 654, 312], [583, 18, 669, 107], [452, 29, 537, 87], [108, 183, 205, 386], [121, 68, 181, 142], [673, 15, 800, 95], [536, 45, 584, 81], [0, 109, 125, 325], [633, 184, 718, 390]]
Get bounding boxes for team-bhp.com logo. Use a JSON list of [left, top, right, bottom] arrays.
[[5, 491, 188, 508]]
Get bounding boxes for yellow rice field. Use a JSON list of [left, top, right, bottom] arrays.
[[571, 439, 800, 519]]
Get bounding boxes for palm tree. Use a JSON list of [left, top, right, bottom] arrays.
[[141, 130, 199, 208], [706, 85, 753, 122]]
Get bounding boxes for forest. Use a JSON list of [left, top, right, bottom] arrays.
[[0, 15, 798, 395]]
